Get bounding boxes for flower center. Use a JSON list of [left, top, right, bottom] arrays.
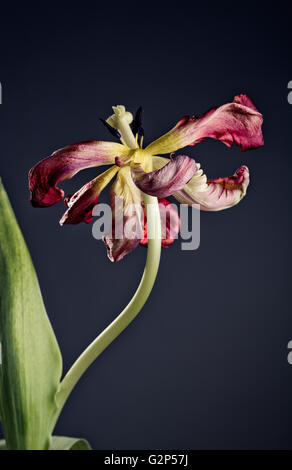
[[131, 149, 152, 171], [106, 105, 153, 171]]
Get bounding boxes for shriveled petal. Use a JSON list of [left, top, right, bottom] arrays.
[[174, 165, 250, 211], [146, 94, 264, 155], [140, 198, 180, 248], [131, 155, 198, 198], [29, 141, 129, 207], [103, 166, 144, 262], [60, 165, 118, 225]]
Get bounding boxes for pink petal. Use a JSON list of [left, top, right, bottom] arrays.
[[140, 198, 180, 248], [29, 141, 129, 207], [174, 165, 250, 211], [146, 94, 264, 155], [103, 166, 144, 262], [131, 155, 198, 198], [59, 166, 118, 225]]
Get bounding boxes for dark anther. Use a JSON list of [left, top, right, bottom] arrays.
[[131, 106, 144, 136], [115, 156, 125, 167], [100, 118, 121, 139]]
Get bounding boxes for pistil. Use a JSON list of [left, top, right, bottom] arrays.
[[106, 105, 138, 149]]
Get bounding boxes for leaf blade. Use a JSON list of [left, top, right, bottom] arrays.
[[0, 436, 92, 451], [0, 181, 62, 449], [50, 436, 92, 450]]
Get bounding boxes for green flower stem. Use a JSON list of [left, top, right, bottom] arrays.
[[50, 193, 161, 432]]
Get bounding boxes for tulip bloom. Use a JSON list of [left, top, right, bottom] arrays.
[[29, 95, 263, 261]]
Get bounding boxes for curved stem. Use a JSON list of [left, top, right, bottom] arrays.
[[50, 193, 161, 432]]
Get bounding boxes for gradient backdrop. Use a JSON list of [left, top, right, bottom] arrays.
[[0, 3, 291, 450]]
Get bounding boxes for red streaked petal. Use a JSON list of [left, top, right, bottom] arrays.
[[60, 166, 118, 225], [103, 166, 144, 262], [233, 94, 258, 110], [29, 141, 129, 207], [131, 155, 198, 198], [174, 165, 250, 211], [140, 198, 180, 248], [146, 94, 264, 155]]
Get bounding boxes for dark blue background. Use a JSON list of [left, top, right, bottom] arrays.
[[0, 3, 291, 449]]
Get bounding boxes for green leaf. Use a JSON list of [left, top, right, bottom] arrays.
[[50, 436, 92, 450], [0, 437, 92, 450], [0, 440, 6, 450], [0, 180, 62, 450]]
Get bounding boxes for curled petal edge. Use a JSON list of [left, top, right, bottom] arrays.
[[174, 165, 250, 211], [131, 155, 198, 198]]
